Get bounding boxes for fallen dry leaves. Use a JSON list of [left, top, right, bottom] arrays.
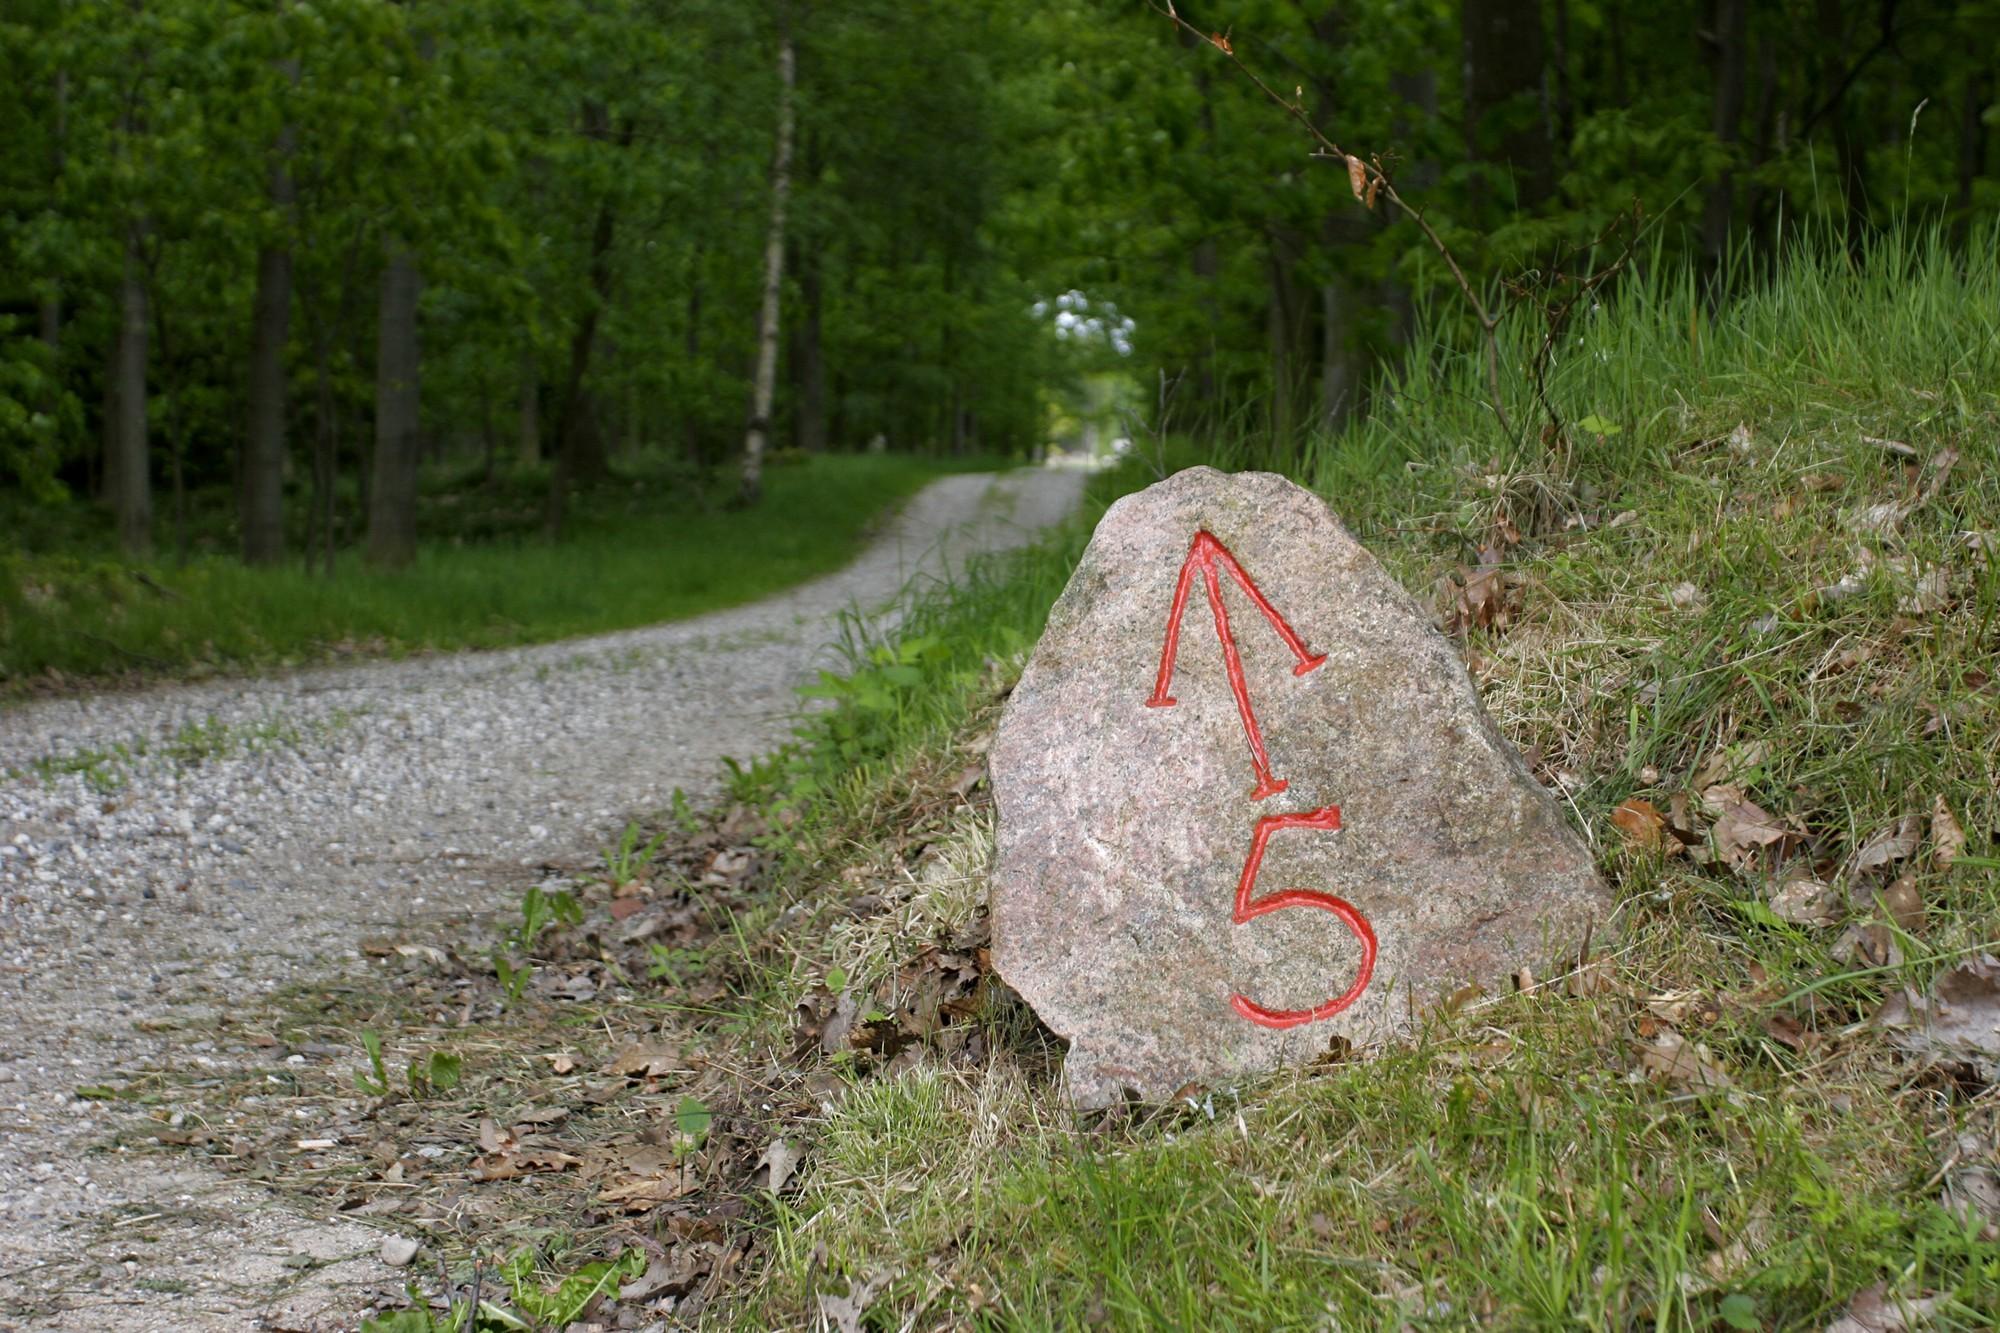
[[1873, 953, 2000, 1082]]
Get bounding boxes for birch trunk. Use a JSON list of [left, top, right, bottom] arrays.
[[738, 27, 795, 506]]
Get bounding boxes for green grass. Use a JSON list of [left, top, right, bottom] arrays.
[[0, 451, 1002, 688], [716, 226, 2000, 1330]]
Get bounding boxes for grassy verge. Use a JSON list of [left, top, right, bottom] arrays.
[[730, 228, 2000, 1330], [0, 451, 1000, 691]]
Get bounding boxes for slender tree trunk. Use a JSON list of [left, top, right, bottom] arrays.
[[39, 69, 66, 366], [367, 245, 422, 567], [1551, 0, 1574, 161], [1461, 0, 1555, 209], [517, 346, 540, 466], [1265, 236, 1297, 452], [112, 229, 152, 555], [1701, 0, 1749, 298], [739, 24, 796, 505], [1743, 36, 1779, 254], [1383, 68, 1439, 349], [311, 329, 337, 576], [244, 118, 296, 565], [546, 185, 619, 536], [792, 247, 827, 452], [1957, 68, 1992, 247]]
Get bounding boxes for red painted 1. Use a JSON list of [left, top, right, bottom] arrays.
[[1146, 530, 1326, 800], [1227, 807, 1377, 1028]]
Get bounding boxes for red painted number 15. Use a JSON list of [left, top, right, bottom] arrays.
[[1147, 530, 1376, 1028]]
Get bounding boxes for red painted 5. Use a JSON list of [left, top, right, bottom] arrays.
[[1227, 807, 1377, 1028], [1143, 529, 1376, 1028], [1147, 530, 1326, 800]]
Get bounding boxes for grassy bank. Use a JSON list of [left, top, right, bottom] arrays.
[[729, 228, 1999, 1329], [0, 452, 998, 690], [101, 229, 1995, 1331]]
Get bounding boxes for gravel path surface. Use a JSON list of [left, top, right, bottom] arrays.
[[0, 467, 1084, 1331]]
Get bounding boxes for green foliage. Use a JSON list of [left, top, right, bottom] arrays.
[[354, 1030, 390, 1097], [492, 951, 532, 1008], [603, 821, 668, 884], [511, 886, 582, 953], [497, 1246, 644, 1328], [406, 1048, 462, 1099]]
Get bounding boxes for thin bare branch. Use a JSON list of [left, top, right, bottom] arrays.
[[1142, 0, 1514, 439]]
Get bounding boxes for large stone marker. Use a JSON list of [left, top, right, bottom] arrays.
[[991, 467, 1611, 1107]]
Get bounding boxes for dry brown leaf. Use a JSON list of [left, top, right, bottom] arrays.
[[817, 1272, 893, 1333], [752, 1137, 803, 1194], [1930, 797, 1966, 870], [1874, 953, 2000, 1081], [1692, 740, 1770, 791], [1849, 815, 1922, 879], [1668, 581, 1706, 610], [471, 1147, 580, 1181], [1769, 876, 1840, 927], [1611, 798, 1668, 851], [1879, 874, 1925, 933], [606, 1042, 682, 1079], [600, 1168, 699, 1211], [1823, 1283, 1942, 1333], [1345, 154, 1367, 202], [1710, 797, 1791, 866], [1939, 1125, 2000, 1239], [1638, 1031, 1732, 1092]]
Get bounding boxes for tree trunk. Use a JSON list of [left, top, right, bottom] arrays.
[[1265, 236, 1299, 452], [1700, 0, 1749, 297], [1383, 68, 1439, 349], [792, 247, 827, 452], [1460, 0, 1555, 209], [112, 229, 151, 555], [39, 69, 66, 365], [1957, 67, 1992, 247], [546, 186, 618, 535], [367, 245, 422, 568], [243, 120, 296, 565], [739, 24, 796, 506], [517, 346, 540, 466]]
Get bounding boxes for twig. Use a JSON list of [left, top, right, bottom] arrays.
[[1144, 1, 1514, 439]]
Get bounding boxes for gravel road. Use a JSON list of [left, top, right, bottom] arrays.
[[0, 467, 1085, 1331]]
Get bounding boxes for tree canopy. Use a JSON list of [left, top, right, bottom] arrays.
[[2, 0, 1994, 559]]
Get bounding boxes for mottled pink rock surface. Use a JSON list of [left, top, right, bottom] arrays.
[[991, 467, 1612, 1107]]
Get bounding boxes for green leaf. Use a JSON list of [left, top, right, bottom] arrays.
[[825, 966, 848, 992], [1718, 1293, 1759, 1329], [1576, 413, 1623, 436], [425, 1050, 463, 1093], [675, 1095, 712, 1141]]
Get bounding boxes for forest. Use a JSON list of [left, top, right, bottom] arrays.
[[3, 1, 1991, 577]]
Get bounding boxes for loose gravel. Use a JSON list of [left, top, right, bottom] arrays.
[[0, 467, 1084, 1331]]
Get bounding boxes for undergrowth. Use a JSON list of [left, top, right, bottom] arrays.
[[718, 227, 1999, 1330]]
